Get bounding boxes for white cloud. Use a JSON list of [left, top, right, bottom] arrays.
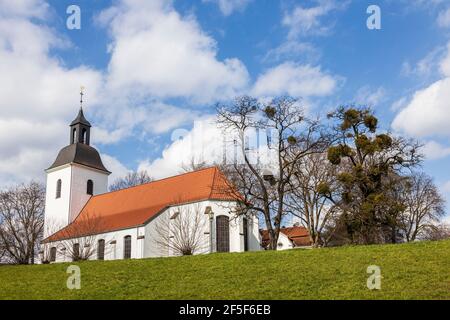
[[401, 47, 444, 78], [0, 1, 107, 184], [99, 0, 249, 104], [282, 0, 348, 39], [0, 0, 251, 184], [354, 86, 386, 107], [138, 118, 224, 179], [392, 42, 450, 137], [438, 7, 450, 28], [392, 78, 450, 137], [440, 43, 450, 76], [422, 141, 450, 160], [391, 97, 408, 112], [101, 154, 131, 184], [263, 41, 319, 63], [203, 0, 252, 16], [0, 0, 344, 187], [252, 62, 339, 98], [0, 0, 49, 19]]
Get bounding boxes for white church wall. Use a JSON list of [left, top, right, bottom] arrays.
[[45, 200, 261, 263], [143, 200, 261, 258], [207, 200, 261, 253], [46, 226, 144, 263], [68, 164, 109, 223], [44, 165, 72, 237], [143, 202, 211, 258], [44, 163, 109, 238]]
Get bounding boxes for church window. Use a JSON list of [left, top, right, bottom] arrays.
[[87, 179, 94, 195], [72, 128, 77, 144], [216, 216, 230, 252], [97, 239, 105, 260], [124, 235, 131, 259], [81, 128, 87, 144], [56, 179, 62, 199], [243, 217, 249, 252], [50, 247, 57, 262]]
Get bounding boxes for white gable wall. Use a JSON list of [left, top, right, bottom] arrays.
[[45, 200, 261, 263], [68, 164, 109, 223], [44, 165, 72, 237], [275, 232, 294, 250], [144, 200, 261, 257], [44, 163, 109, 238]]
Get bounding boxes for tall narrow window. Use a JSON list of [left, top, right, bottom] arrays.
[[216, 216, 230, 252], [50, 247, 57, 262], [243, 218, 249, 252], [56, 179, 62, 199], [72, 128, 77, 143], [72, 243, 80, 261], [81, 128, 87, 144], [97, 239, 105, 260], [123, 236, 131, 259], [87, 179, 94, 195]]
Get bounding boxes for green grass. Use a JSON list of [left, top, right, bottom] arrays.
[[1, 240, 449, 300]]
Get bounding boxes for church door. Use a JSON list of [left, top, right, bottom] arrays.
[[216, 216, 230, 252]]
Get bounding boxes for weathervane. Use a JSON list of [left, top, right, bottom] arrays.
[[80, 86, 85, 109]]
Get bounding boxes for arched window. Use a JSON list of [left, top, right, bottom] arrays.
[[123, 236, 131, 259], [216, 216, 230, 252], [56, 179, 62, 199], [72, 243, 80, 261], [87, 179, 94, 195], [81, 128, 87, 144], [243, 217, 249, 252], [72, 128, 77, 144], [50, 247, 57, 262], [97, 239, 105, 260]]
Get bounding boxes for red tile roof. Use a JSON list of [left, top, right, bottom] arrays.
[[45, 167, 240, 242], [260, 226, 311, 248]]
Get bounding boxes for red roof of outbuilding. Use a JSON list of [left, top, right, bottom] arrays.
[[46, 167, 240, 242], [260, 226, 311, 248]]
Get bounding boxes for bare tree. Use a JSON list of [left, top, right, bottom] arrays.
[[287, 153, 339, 247], [399, 172, 446, 242], [45, 211, 109, 261], [109, 170, 152, 191], [180, 157, 210, 173], [217, 96, 328, 250], [0, 182, 45, 264], [421, 223, 450, 241], [154, 203, 208, 256], [0, 244, 6, 263]]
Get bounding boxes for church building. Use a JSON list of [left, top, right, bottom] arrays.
[[42, 108, 261, 263]]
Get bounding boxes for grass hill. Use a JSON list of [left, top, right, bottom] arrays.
[[0, 240, 449, 300]]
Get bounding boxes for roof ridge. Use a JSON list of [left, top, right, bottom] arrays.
[[208, 167, 218, 198], [93, 166, 219, 199]]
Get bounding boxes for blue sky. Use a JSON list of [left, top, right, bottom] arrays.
[[1, 0, 450, 221]]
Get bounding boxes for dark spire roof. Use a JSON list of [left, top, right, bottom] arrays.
[[70, 108, 91, 127], [47, 143, 110, 174]]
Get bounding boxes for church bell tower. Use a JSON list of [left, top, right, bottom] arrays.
[[44, 89, 111, 237]]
